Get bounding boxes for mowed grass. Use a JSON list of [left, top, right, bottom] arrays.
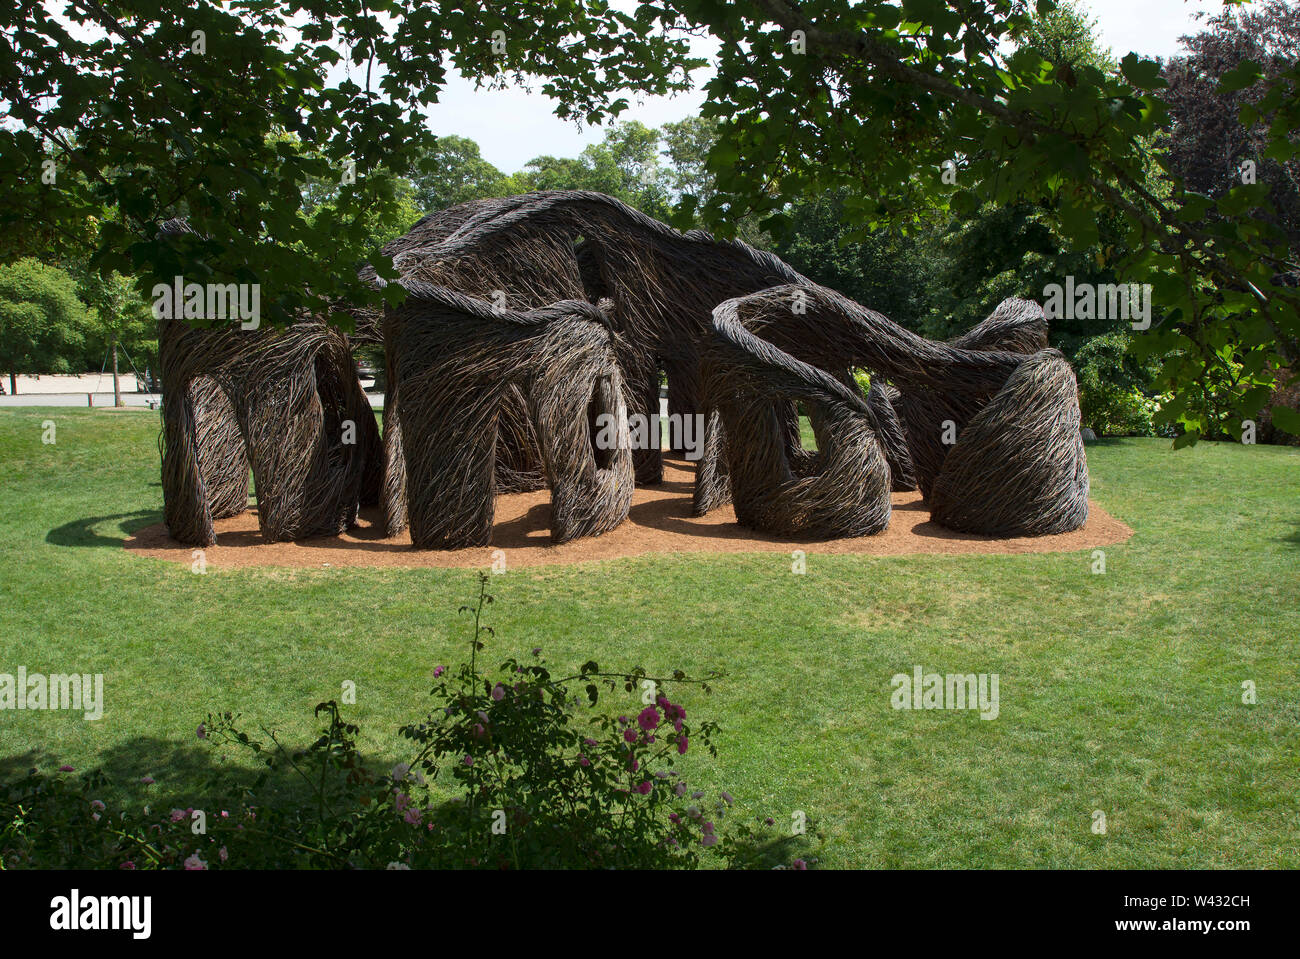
[[0, 407, 1297, 868]]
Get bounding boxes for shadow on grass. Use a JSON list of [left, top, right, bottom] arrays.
[[0, 736, 324, 812], [46, 510, 162, 549], [0, 733, 807, 870], [1083, 437, 1129, 447]]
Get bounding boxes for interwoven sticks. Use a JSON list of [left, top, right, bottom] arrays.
[[866, 381, 918, 492], [159, 316, 381, 546], [695, 282, 1026, 500], [159, 374, 245, 547], [950, 296, 1050, 353], [375, 191, 810, 487], [898, 296, 1050, 497], [699, 297, 893, 538], [385, 280, 633, 549], [190, 375, 250, 520], [370, 196, 591, 531], [697, 284, 1087, 538], [929, 350, 1089, 535], [712, 284, 1025, 393]]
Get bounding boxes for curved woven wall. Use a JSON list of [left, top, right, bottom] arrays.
[[697, 284, 1088, 538], [385, 280, 634, 549], [159, 317, 381, 547]]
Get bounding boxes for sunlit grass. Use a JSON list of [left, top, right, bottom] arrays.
[[1, 408, 1297, 867]]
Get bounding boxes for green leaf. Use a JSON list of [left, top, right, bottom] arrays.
[[1218, 59, 1263, 93], [1120, 53, 1165, 90], [1269, 405, 1300, 434]]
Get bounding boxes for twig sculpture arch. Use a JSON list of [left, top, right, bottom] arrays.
[[385, 280, 634, 549], [695, 284, 1089, 538], [159, 316, 382, 546], [156, 192, 1089, 551], [368, 190, 811, 529]]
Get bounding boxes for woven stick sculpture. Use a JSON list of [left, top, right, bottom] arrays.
[[866, 381, 918, 492], [366, 196, 587, 534], [696, 284, 1088, 537], [700, 297, 893, 537], [929, 349, 1089, 535], [385, 280, 633, 549], [692, 282, 1023, 519], [159, 316, 382, 546], [894, 296, 1050, 497], [368, 191, 810, 534], [189, 375, 250, 519]]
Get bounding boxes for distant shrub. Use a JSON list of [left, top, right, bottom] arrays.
[[1074, 332, 1160, 436]]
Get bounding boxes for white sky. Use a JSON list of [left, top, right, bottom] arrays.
[[424, 0, 1239, 174]]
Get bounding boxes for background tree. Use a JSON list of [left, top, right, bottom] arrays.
[[680, 0, 1300, 443], [409, 136, 513, 213], [5, 0, 1299, 441], [76, 271, 157, 405], [0, 0, 698, 326], [1162, 0, 1300, 257], [660, 116, 722, 209], [0, 259, 89, 394], [1161, 0, 1300, 442], [519, 121, 671, 217]]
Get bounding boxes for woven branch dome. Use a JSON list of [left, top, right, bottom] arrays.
[[159, 317, 382, 547], [155, 194, 1088, 551], [695, 283, 1088, 539], [385, 280, 634, 549], [367, 190, 813, 509], [928, 349, 1090, 535], [699, 297, 893, 538]]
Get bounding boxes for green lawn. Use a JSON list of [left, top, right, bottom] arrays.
[[1, 407, 1297, 868]]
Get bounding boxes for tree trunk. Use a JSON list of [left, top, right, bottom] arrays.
[[8, 368, 14, 396], [111, 335, 123, 407]]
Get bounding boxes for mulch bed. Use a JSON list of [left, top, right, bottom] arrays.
[[124, 456, 1133, 570]]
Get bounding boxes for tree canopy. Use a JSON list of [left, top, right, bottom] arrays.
[[2, 0, 1297, 440]]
